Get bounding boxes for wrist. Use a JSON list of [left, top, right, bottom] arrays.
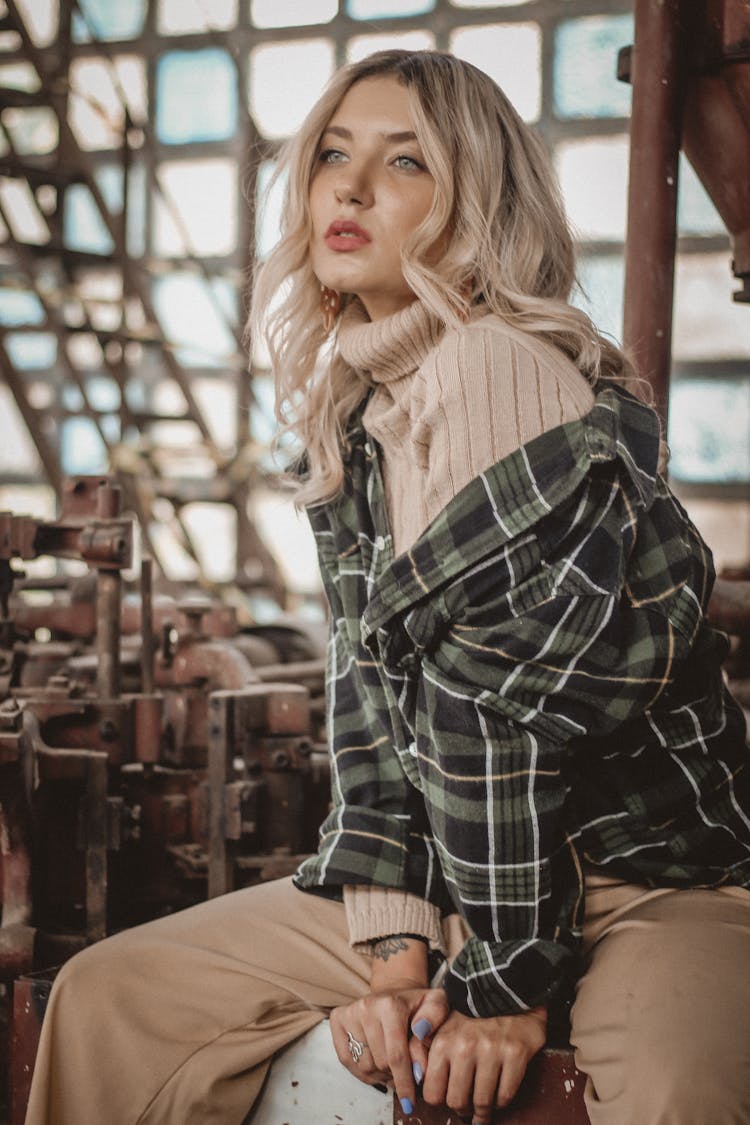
[[369, 933, 429, 991]]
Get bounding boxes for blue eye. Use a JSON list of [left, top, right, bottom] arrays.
[[394, 154, 424, 171], [319, 148, 346, 164]]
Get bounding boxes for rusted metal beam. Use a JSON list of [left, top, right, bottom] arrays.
[[9, 972, 54, 1125], [623, 0, 688, 426], [682, 68, 750, 300], [207, 690, 235, 899]]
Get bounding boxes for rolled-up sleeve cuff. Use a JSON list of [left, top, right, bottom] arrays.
[[343, 884, 447, 956]]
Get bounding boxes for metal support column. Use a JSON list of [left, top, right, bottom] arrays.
[[623, 0, 687, 425]]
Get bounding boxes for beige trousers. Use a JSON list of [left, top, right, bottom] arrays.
[[25, 875, 750, 1125]]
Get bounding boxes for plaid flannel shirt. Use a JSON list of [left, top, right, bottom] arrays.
[[294, 382, 750, 1018]]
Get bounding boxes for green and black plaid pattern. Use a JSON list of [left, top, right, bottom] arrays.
[[294, 384, 750, 1018]]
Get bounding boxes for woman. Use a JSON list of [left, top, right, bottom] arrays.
[[26, 50, 750, 1125]]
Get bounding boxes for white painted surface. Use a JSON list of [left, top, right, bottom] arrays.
[[248, 1020, 394, 1125]]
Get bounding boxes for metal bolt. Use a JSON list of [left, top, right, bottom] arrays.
[[99, 719, 117, 742]]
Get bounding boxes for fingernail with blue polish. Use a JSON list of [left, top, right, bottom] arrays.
[[412, 1060, 423, 1084], [412, 1018, 432, 1041], [400, 1097, 414, 1115]]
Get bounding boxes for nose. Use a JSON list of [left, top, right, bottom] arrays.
[[333, 163, 373, 208]]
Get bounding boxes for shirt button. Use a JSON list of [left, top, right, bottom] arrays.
[[408, 741, 418, 757], [375, 535, 385, 551]]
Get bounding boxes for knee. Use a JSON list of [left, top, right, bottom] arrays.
[[589, 1040, 750, 1125], [643, 1046, 747, 1124], [50, 931, 141, 1014]]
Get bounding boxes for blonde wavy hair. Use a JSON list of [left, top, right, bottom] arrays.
[[250, 49, 639, 506]]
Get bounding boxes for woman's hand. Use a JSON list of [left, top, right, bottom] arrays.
[[330, 936, 449, 1114], [330, 986, 449, 1109], [418, 1006, 547, 1124]]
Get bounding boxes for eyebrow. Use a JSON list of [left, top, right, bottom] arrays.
[[322, 126, 419, 144]]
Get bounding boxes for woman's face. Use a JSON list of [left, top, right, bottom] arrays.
[[309, 75, 436, 321]]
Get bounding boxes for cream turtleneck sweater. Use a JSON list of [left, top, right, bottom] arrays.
[[337, 298, 595, 954], [338, 298, 595, 556]]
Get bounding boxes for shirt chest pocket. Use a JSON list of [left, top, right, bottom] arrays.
[[368, 593, 453, 676]]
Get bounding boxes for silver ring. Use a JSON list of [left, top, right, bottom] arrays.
[[346, 1029, 367, 1064]]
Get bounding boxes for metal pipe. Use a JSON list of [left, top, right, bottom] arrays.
[[84, 752, 109, 943], [140, 556, 154, 695], [96, 570, 121, 699], [623, 0, 687, 426]]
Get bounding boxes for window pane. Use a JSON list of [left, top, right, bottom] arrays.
[[93, 166, 123, 214], [0, 63, 40, 91], [73, 0, 146, 41], [127, 163, 147, 257], [148, 522, 201, 581], [678, 154, 725, 237], [450, 23, 541, 122], [0, 485, 56, 520], [182, 503, 237, 582], [13, 0, 58, 47], [66, 334, 105, 369], [64, 184, 115, 254], [556, 135, 629, 241], [0, 288, 45, 327], [348, 0, 434, 16], [0, 387, 43, 474], [151, 379, 185, 416], [249, 40, 334, 139], [251, 0, 336, 27], [62, 384, 84, 411], [554, 14, 633, 119], [69, 57, 124, 150], [673, 252, 750, 361], [679, 499, 749, 572], [77, 271, 123, 333], [0, 178, 50, 244], [113, 54, 148, 124], [249, 372, 276, 448], [68, 56, 146, 151], [100, 414, 121, 443], [156, 49, 237, 144], [347, 29, 435, 62], [573, 254, 624, 344], [158, 0, 237, 34], [255, 160, 286, 259], [154, 159, 238, 257], [194, 377, 238, 447], [4, 332, 57, 368], [152, 274, 237, 367], [1, 107, 58, 155], [251, 488, 320, 595], [668, 378, 750, 483], [86, 376, 121, 412], [452, 0, 535, 6], [61, 418, 108, 474]]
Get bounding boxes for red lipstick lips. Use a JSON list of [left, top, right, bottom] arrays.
[[324, 219, 372, 250]]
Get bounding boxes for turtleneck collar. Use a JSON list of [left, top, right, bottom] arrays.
[[337, 298, 445, 383]]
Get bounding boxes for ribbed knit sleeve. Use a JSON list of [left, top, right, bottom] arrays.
[[421, 323, 594, 529], [343, 885, 447, 956]]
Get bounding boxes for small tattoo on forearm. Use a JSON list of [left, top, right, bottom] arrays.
[[372, 936, 409, 962]]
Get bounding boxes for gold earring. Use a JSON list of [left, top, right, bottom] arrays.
[[320, 284, 341, 334]]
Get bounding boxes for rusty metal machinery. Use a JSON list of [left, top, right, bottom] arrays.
[[621, 0, 750, 422], [0, 476, 329, 987]]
